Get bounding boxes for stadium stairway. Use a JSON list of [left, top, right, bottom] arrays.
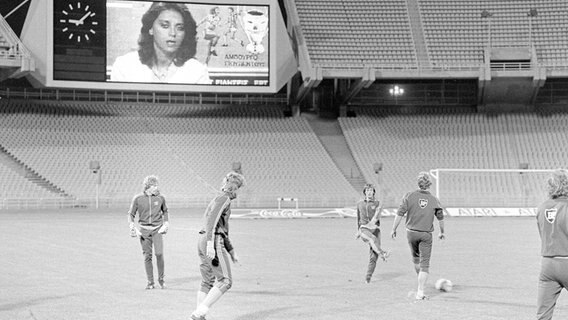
[[0, 143, 71, 197], [304, 113, 367, 192], [406, 0, 430, 67]]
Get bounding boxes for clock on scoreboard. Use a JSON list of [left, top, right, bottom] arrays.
[[53, 0, 107, 81]]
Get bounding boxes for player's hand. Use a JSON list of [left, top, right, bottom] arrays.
[[130, 227, 141, 237], [206, 241, 216, 259], [158, 221, 169, 234], [230, 251, 240, 265], [391, 230, 397, 239], [129, 222, 138, 237], [438, 233, 445, 240]]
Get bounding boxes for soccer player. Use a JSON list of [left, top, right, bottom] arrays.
[[391, 172, 445, 300], [536, 169, 568, 320], [222, 7, 244, 47], [128, 175, 170, 290], [190, 171, 245, 320], [356, 184, 390, 283], [198, 7, 222, 65]]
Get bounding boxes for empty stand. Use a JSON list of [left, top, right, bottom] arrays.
[[340, 108, 568, 208], [418, 0, 568, 66], [294, 0, 418, 68], [0, 100, 359, 208]]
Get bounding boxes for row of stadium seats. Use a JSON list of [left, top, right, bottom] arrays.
[[293, 0, 568, 67], [0, 102, 359, 208], [339, 109, 568, 208], [2, 99, 567, 209], [294, 0, 417, 67]]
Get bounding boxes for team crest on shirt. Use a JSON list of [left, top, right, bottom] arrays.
[[154, 201, 159, 206], [545, 208, 557, 223], [419, 199, 428, 208]]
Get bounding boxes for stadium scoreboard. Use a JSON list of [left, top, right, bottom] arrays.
[[46, 0, 278, 93]]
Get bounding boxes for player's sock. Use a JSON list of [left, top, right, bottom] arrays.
[[193, 304, 209, 317], [197, 291, 207, 309]]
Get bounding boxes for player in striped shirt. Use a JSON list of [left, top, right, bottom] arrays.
[[536, 169, 568, 320], [391, 172, 445, 300], [191, 171, 245, 320], [356, 184, 390, 283]]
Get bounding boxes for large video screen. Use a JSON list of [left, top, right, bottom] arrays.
[[50, 0, 273, 92]]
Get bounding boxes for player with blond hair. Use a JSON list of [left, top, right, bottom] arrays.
[[536, 169, 568, 319], [128, 175, 170, 290], [356, 184, 390, 283], [391, 172, 445, 300], [191, 171, 245, 320]]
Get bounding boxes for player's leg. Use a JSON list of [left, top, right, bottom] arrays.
[[193, 233, 215, 319], [360, 228, 381, 255], [193, 235, 233, 319], [536, 258, 564, 320], [406, 231, 421, 274], [416, 232, 433, 299], [373, 229, 390, 261], [366, 246, 378, 283], [139, 232, 155, 289], [153, 231, 165, 288]]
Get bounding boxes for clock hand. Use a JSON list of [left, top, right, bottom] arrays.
[[68, 19, 81, 25], [77, 11, 92, 25]]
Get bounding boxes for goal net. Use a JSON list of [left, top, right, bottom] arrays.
[[429, 169, 555, 208]]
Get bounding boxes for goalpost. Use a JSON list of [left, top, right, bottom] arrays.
[[429, 168, 556, 208]]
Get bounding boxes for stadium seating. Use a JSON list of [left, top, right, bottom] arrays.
[[418, 0, 568, 66], [294, 0, 568, 68], [294, 0, 418, 68], [0, 100, 359, 208], [339, 108, 568, 208]]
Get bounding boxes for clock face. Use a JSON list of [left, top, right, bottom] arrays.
[[53, 0, 106, 81], [55, 0, 101, 44]]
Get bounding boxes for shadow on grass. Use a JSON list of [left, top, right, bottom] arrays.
[[373, 271, 407, 281], [0, 295, 72, 311], [233, 307, 296, 320]]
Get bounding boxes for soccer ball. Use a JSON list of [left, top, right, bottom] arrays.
[[435, 278, 453, 292]]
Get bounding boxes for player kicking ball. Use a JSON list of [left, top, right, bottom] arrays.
[[356, 184, 391, 283], [190, 172, 245, 320]]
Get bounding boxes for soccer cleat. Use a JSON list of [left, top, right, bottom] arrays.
[[145, 283, 155, 290], [158, 280, 166, 289], [415, 293, 428, 300], [365, 277, 371, 284], [380, 251, 391, 262], [190, 314, 206, 320]]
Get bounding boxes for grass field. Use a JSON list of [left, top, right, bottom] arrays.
[[1, 208, 567, 320]]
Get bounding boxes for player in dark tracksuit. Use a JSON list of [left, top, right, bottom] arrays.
[[128, 175, 170, 290], [356, 184, 390, 283], [191, 171, 245, 320], [391, 172, 445, 300], [536, 169, 568, 320]]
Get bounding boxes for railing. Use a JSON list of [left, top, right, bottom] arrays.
[[490, 62, 532, 71], [313, 61, 483, 72], [0, 87, 288, 105]]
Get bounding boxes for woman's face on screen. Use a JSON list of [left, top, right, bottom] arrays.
[[150, 9, 185, 56]]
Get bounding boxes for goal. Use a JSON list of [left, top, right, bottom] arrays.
[[429, 168, 556, 208]]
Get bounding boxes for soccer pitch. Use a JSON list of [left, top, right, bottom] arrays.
[[1, 209, 566, 320]]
